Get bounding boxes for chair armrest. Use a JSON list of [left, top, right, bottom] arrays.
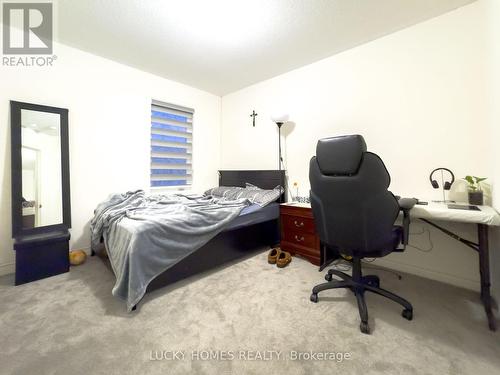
[[398, 198, 417, 211], [398, 198, 417, 246]]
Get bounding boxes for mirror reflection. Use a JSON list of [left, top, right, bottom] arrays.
[[21, 109, 63, 229]]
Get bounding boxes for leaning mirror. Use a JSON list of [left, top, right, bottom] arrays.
[[11, 101, 71, 237], [21, 110, 63, 228]]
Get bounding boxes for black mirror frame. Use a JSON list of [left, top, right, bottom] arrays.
[[10, 101, 71, 238]]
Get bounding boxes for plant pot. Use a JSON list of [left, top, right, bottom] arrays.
[[468, 191, 483, 206]]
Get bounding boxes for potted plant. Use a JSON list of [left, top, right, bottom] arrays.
[[464, 176, 487, 205]]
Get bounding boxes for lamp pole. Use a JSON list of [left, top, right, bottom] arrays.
[[271, 114, 289, 203], [277, 122, 283, 203]]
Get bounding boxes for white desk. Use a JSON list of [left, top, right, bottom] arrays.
[[409, 201, 499, 331], [411, 202, 500, 226]]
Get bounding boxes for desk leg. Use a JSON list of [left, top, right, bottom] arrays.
[[478, 224, 497, 331]]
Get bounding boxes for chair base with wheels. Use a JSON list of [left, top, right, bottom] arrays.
[[310, 258, 413, 334]]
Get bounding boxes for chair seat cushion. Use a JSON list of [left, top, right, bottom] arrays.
[[358, 225, 403, 258]]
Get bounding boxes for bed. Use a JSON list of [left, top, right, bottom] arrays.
[[92, 170, 285, 311]]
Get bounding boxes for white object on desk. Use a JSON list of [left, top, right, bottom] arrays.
[[411, 202, 500, 226]]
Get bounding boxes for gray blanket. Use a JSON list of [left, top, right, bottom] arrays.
[[90, 190, 249, 311]]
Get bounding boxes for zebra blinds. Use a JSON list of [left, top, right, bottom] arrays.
[[151, 100, 194, 188]]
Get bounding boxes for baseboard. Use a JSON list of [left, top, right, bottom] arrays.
[[0, 262, 15, 276], [374, 258, 480, 292]]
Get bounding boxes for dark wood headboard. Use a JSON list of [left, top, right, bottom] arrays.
[[218, 170, 286, 202]]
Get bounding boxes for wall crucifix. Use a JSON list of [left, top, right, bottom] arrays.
[[250, 110, 258, 127]]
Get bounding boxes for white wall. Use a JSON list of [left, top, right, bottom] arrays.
[[487, 1, 500, 209], [0, 42, 221, 276], [486, 0, 500, 302], [221, 1, 491, 290]]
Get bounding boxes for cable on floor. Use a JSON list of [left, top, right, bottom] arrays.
[[328, 258, 351, 272]]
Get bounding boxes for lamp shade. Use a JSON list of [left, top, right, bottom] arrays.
[[271, 113, 289, 124]]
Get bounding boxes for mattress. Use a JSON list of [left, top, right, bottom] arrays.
[[225, 202, 280, 231]]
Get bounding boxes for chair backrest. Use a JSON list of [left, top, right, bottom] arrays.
[[309, 135, 399, 255]]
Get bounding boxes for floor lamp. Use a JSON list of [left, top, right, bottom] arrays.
[[271, 113, 289, 203]]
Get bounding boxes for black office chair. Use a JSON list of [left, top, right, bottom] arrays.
[[309, 135, 416, 334]]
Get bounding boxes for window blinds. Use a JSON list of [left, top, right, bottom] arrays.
[[150, 100, 194, 188]]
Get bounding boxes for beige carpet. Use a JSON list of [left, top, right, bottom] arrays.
[[0, 251, 499, 375]]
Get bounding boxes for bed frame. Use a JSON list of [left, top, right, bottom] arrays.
[[95, 170, 285, 309], [146, 170, 285, 294]]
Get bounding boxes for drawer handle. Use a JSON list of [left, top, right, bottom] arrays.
[[294, 235, 305, 242], [294, 220, 304, 228]]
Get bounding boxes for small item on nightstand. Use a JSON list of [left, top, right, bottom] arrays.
[[292, 182, 299, 201], [69, 250, 87, 266]]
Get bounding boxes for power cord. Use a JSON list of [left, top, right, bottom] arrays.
[[329, 257, 403, 281], [359, 225, 434, 279], [407, 225, 434, 252], [328, 258, 351, 272]]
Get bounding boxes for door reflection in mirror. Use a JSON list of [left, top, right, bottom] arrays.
[[21, 109, 63, 228]]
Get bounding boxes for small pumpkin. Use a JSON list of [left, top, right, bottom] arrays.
[[69, 250, 87, 266]]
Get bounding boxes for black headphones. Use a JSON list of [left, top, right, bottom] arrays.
[[429, 168, 455, 190]]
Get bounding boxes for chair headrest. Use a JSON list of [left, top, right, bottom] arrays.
[[316, 135, 367, 175]]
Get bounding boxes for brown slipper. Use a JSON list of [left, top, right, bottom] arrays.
[[268, 248, 281, 264], [276, 251, 292, 268]]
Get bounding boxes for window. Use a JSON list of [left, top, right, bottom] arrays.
[[150, 100, 194, 188]]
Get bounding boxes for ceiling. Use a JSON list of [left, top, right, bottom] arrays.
[[57, 0, 476, 96]]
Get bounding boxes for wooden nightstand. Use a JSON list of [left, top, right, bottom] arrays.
[[280, 203, 322, 267]]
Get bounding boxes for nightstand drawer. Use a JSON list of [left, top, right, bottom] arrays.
[[281, 215, 316, 234], [283, 230, 317, 249]]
